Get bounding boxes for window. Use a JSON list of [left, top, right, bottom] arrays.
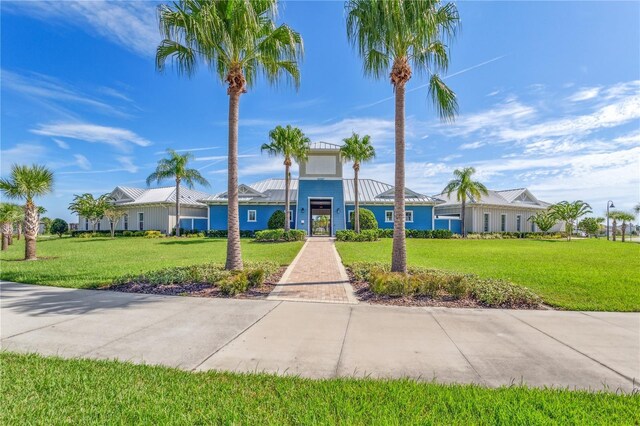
[[138, 212, 144, 231], [124, 214, 128, 231], [385, 211, 394, 223], [516, 215, 522, 232], [405, 210, 414, 223], [96, 222, 100, 231], [348, 210, 355, 223], [501, 214, 506, 232], [85, 219, 89, 231], [247, 210, 257, 222], [531, 221, 535, 232], [289, 210, 293, 222], [483, 213, 490, 232]]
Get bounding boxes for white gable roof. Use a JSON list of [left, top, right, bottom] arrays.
[[434, 188, 551, 209]]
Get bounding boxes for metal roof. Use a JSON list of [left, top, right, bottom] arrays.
[[202, 178, 438, 204], [111, 186, 210, 207], [434, 188, 551, 209], [310, 141, 341, 151]]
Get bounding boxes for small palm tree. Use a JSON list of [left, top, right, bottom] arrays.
[[616, 211, 635, 242], [261, 125, 310, 232], [442, 167, 488, 238], [528, 211, 557, 234], [157, 0, 303, 270], [0, 164, 54, 260], [550, 200, 592, 241], [0, 203, 22, 251], [340, 133, 376, 233], [346, 0, 460, 272], [147, 149, 210, 237]]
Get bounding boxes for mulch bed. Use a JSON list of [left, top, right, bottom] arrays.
[[103, 267, 286, 300], [347, 269, 544, 309]]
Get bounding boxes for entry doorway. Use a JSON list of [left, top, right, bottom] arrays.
[[310, 199, 332, 236]]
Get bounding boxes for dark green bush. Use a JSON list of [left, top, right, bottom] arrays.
[[50, 218, 68, 237], [336, 229, 379, 242], [218, 272, 250, 296], [254, 229, 305, 242], [350, 208, 378, 230], [268, 210, 286, 229], [374, 229, 453, 239], [206, 230, 256, 238]]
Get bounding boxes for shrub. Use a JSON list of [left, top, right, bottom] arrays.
[[350, 208, 378, 230], [218, 272, 250, 296], [469, 279, 541, 308], [268, 210, 286, 229], [246, 268, 267, 287], [254, 229, 305, 242], [336, 229, 379, 242], [369, 271, 413, 296], [144, 230, 163, 238], [78, 232, 94, 239], [50, 218, 68, 237], [206, 230, 256, 238], [377, 229, 394, 238]]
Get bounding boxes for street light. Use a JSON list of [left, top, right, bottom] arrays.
[[606, 200, 615, 240]]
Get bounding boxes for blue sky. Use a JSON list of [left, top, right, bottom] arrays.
[[2, 1, 639, 221]]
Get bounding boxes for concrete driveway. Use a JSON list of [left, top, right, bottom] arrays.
[[1, 281, 638, 393]]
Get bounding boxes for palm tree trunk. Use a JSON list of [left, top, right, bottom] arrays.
[[24, 201, 38, 260], [1, 222, 10, 250], [284, 162, 290, 232], [391, 84, 407, 273], [175, 178, 181, 237], [612, 220, 617, 242], [354, 166, 360, 233], [621, 223, 626, 242], [8, 230, 13, 245], [17, 222, 21, 240], [460, 198, 466, 238], [225, 90, 243, 271]]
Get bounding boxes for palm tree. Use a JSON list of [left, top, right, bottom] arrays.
[[147, 149, 210, 237], [346, 0, 459, 272], [608, 210, 621, 242], [550, 200, 592, 241], [442, 167, 488, 238], [68, 193, 111, 232], [528, 211, 557, 234], [0, 164, 54, 260], [340, 133, 376, 233], [156, 1, 303, 270], [616, 211, 635, 242], [0, 203, 22, 251], [261, 125, 310, 232]]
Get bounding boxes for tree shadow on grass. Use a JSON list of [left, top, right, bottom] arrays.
[[159, 239, 217, 245], [0, 282, 158, 316]]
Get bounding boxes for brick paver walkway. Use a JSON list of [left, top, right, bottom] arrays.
[[268, 237, 357, 304]]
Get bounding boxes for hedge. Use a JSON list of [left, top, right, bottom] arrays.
[[254, 229, 306, 242], [71, 230, 160, 238]]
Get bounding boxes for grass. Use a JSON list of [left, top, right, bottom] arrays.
[[336, 238, 640, 312], [0, 237, 304, 289], [2, 353, 638, 425]]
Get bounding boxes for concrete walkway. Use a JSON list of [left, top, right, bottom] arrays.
[[268, 238, 357, 304], [1, 281, 638, 393]]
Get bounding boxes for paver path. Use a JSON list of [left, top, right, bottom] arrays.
[[1, 281, 639, 393], [268, 237, 357, 304]]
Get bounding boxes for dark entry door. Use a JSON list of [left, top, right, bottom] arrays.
[[310, 199, 332, 236]]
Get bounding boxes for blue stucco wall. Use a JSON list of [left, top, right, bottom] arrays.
[[208, 204, 295, 231], [435, 218, 462, 234], [345, 205, 435, 230], [296, 179, 345, 235]]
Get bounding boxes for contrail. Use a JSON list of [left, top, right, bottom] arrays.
[[355, 54, 508, 110]]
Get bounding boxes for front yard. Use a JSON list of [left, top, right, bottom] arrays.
[[0, 237, 303, 289], [2, 353, 638, 424], [337, 239, 640, 312]]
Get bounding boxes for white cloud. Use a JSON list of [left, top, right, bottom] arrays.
[[117, 156, 139, 173], [195, 154, 257, 162], [567, 86, 601, 102], [31, 122, 152, 152], [304, 117, 395, 146], [73, 154, 91, 170], [53, 138, 70, 149], [3, 1, 159, 57], [459, 141, 485, 150], [0, 143, 48, 173]]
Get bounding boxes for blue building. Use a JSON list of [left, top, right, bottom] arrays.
[[201, 142, 459, 236]]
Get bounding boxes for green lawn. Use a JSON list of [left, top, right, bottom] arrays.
[[2, 353, 637, 425], [336, 239, 640, 312], [0, 237, 304, 289]]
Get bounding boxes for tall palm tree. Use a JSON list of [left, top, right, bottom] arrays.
[[442, 167, 488, 238], [346, 0, 459, 272], [147, 149, 210, 237], [261, 125, 310, 232], [157, 0, 303, 270], [616, 211, 635, 242], [0, 164, 54, 260], [0, 203, 22, 251], [608, 210, 621, 242], [550, 200, 592, 241], [340, 133, 376, 233]]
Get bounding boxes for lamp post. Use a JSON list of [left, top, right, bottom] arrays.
[[606, 200, 615, 240]]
